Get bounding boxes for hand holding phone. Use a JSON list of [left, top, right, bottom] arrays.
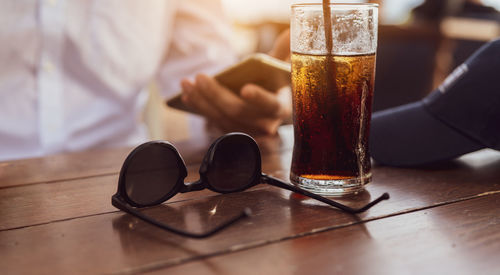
[[174, 53, 292, 135], [166, 53, 291, 114]]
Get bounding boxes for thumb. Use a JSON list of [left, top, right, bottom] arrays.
[[240, 84, 285, 118]]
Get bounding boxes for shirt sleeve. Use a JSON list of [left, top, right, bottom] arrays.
[[156, 0, 237, 98]]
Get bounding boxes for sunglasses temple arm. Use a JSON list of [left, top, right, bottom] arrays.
[[261, 174, 389, 214], [112, 195, 251, 239]]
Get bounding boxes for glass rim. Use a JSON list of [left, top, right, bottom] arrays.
[[291, 3, 378, 9]]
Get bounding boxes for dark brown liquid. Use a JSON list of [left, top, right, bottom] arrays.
[[291, 52, 375, 180]]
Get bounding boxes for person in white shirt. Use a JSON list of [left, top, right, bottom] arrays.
[[0, 0, 290, 161]]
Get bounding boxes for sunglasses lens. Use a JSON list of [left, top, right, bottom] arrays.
[[124, 143, 183, 205], [207, 134, 260, 192]]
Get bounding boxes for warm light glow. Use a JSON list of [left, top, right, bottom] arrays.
[[209, 205, 218, 215], [221, 0, 291, 23]]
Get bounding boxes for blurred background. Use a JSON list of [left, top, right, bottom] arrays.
[[150, 0, 500, 141]]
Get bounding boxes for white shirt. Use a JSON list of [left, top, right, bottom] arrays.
[[0, 0, 236, 161]]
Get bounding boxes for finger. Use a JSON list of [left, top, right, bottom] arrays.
[[183, 79, 274, 133], [194, 74, 250, 118], [181, 80, 226, 123], [183, 80, 267, 133], [240, 84, 284, 118], [190, 75, 284, 135]]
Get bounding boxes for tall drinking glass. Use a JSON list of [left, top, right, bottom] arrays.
[[290, 3, 378, 196]]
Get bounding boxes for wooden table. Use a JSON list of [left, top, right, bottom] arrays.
[[1, 125, 499, 275]]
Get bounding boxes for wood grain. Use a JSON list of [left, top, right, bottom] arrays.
[[0, 139, 291, 230], [1, 148, 498, 231], [0, 147, 129, 188], [0, 126, 293, 189], [160, 193, 500, 275], [2, 189, 498, 274], [1, 126, 499, 274], [0, 166, 498, 274]]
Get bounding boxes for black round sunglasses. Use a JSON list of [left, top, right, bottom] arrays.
[[111, 133, 389, 238]]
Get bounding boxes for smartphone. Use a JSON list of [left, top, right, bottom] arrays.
[[166, 53, 291, 114]]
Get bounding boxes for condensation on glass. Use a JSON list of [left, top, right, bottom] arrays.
[[290, 3, 378, 196]]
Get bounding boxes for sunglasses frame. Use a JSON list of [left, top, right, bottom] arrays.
[[112, 132, 389, 238], [115, 132, 263, 208]]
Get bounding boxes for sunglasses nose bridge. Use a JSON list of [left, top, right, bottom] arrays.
[[179, 179, 205, 193]]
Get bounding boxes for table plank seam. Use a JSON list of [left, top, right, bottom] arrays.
[[0, 210, 118, 232], [0, 172, 119, 190], [0, 163, 218, 190]]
